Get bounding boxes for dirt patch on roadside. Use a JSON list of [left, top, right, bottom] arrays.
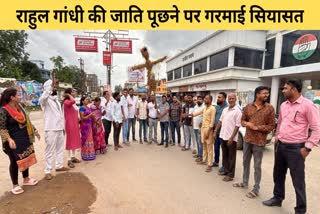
[[0, 172, 97, 214]]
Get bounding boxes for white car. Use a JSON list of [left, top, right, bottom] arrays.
[[237, 126, 275, 150]]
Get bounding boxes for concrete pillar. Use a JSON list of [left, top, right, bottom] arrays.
[[207, 56, 210, 72], [270, 33, 283, 109], [270, 76, 280, 109], [228, 47, 235, 67]]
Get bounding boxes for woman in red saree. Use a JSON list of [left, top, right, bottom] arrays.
[[90, 97, 107, 154]]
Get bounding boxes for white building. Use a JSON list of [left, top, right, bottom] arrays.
[[166, 30, 320, 111]]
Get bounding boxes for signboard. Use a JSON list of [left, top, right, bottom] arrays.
[[75, 37, 98, 52], [111, 39, 132, 54], [16, 81, 43, 106], [179, 86, 189, 92], [128, 68, 145, 83], [137, 87, 148, 93], [103, 51, 112, 65], [292, 34, 318, 60], [192, 84, 207, 91]]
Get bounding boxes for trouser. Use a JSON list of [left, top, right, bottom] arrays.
[[44, 130, 65, 174], [273, 142, 306, 214], [5, 143, 29, 185], [201, 127, 214, 166], [214, 136, 223, 164], [168, 121, 173, 142], [148, 118, 158, 142], [242, 141, 264, 193], [160, 121, 169, 145], [122, 119, 129, 143], [139, 119, 148, 141], [113, 122, 122, 147], [128, 117, 136, 141], [221, 140, 237, 178], [102, 119, 112, 145], [170, 120, 181, 145], [194, 129, 202, 158], [184, 125, 196, 150]]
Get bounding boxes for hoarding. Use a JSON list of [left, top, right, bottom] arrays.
[[75, 37, 98, 52], [111, 39, 132, 53], [103, 51, 112, 65], [128, 68, 145, 83]]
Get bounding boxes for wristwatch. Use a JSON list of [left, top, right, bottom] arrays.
[[304, 147, 312, 152]]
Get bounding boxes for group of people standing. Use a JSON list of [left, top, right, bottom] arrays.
[[0, 78, 319, 214]]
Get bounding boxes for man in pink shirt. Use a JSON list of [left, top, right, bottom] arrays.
[[263, 80, 320, 214]]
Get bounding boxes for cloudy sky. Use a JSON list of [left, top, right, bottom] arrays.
[[26, 30, 213, 88]]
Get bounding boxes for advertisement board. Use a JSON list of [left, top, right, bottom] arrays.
[[103, 51, 112, 65], [75, 37, 98, 52], [111, 39, 132, 53]]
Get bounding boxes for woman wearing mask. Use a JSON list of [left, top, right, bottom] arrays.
[[63, 88, 81, 168], [90, 97, 107, 154], [0, 87, 40, 195], [79, 96, 96, 160]]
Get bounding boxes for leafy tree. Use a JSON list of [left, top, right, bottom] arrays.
[[0, 30, 28, 78], [114, 84, 123, 93], [49, 56, 64, 71], [20, 60, 42, 82]]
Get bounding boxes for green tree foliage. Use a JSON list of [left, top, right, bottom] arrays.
[[50, 56, 82, 89], [114, 84, 123, 93], [20, 60, 42, 82], [0, 30, 28, 78]]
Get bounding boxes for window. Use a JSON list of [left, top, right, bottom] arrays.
[[234, 48, 263, 69], [183, 63, 192, 77], [210, 49, 229, 70], [194, 58, 207, 75], [281, 30, 320, 67], [264, 39, 275, 70], [174, 67, 182, 79], [167, 71, 173, 81]]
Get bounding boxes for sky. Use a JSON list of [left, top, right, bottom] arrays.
[[26, 30, 214, 88]]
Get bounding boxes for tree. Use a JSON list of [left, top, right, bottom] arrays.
[[114, 84, 123, 93], [20, 60, 42, 82], [49, 56, 64, 71], [0, 30, 28, 78]]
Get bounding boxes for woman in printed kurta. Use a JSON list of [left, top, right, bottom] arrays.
[[79, 96, 96, 160], [90, 97, 107, 154], [0, 88, 40, 195], [63, 88, 82, 168]]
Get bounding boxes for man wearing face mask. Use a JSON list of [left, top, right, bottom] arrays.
[[40, 79, 69, 180]]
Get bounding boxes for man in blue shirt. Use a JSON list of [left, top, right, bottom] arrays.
[[213, 92, 228, 168]]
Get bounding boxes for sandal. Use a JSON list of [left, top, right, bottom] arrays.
[[71, 157, 81, 163], [246, 190, 259, 199], [223, 176, 234, 182], [23, 178, 38, 186], [205, 166, 212, 172], [12, 186, 24, 195], [233, 183, 248, 188]]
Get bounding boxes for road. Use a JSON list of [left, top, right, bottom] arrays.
[[0, 111, 320, 214]]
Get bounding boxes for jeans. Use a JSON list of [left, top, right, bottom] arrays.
[[194, 129, 202, 158], [184, 125, 196, 149], [160, 121, 169, 145], [170, 120, 181, 145], [122, 119, 129, 143], [139, 119, 147, 141], [128, 117, 136, 141], [102, 119, 112, 145], [214, 137, 223, 164], [242, 141, 264, 193], [148, 118, 158, 142]]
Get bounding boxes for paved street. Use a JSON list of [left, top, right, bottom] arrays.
[[1, 111, 320, 214]]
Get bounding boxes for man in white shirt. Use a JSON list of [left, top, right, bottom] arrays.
[[193, 96, 204, 162], [120, 88, 129, 145], [127, 88, 138, 142], [111, 92, 123, 151], [213, 93, 242, 182], [147, 95, 158, 144], [39, 79, 69, 180], [101, 90, 113, 146]]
